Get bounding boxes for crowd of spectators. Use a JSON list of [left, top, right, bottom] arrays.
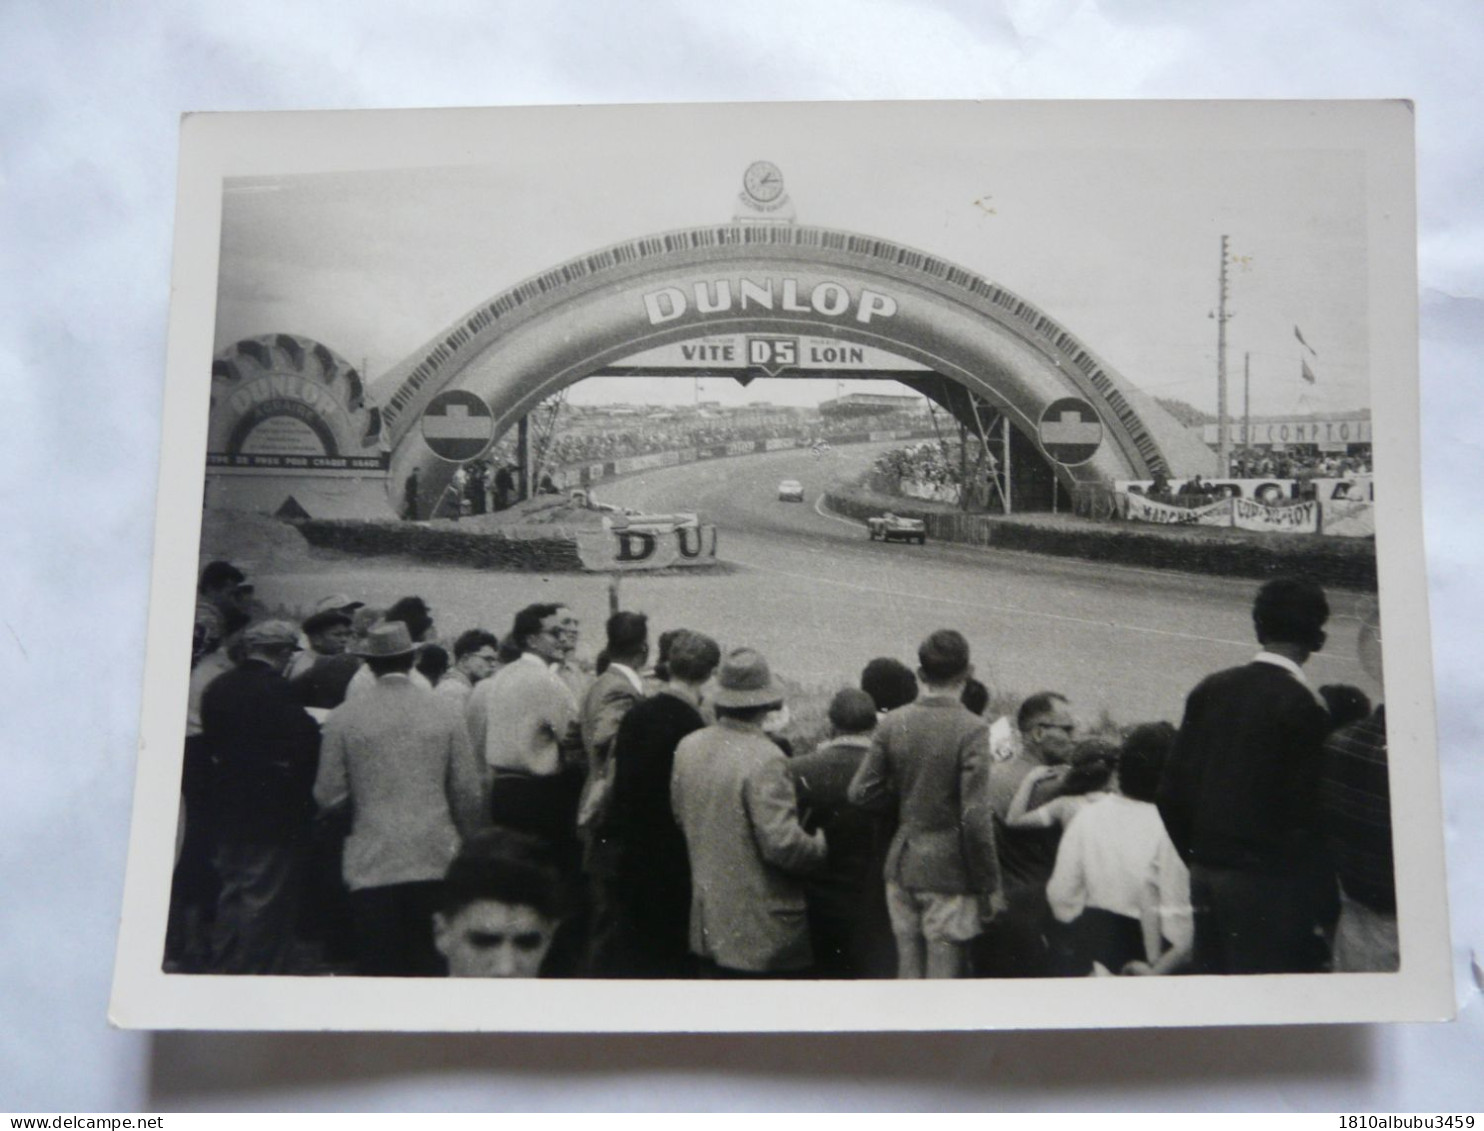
[[402, 409, 932, 520], [476, 409, 927, 475], [169, 566, 1394, 982], [1227, 448, 1372, 480], [1134, 448, 1375, 510], [871, 442, 966, 490]]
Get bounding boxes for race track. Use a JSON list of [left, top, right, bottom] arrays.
[[253, 441, 1378, 731], [597, 442, 1380, 725]]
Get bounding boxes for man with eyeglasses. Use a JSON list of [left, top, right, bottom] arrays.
[[974, 690, 1076, 977], [436, 629, 502, 709], [465, 603, 585, 852]]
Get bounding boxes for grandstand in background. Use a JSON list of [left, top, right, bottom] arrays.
[[818, 391, 927, 418]]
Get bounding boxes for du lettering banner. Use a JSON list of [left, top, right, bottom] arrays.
[[575, 520, 718, 570], [1123, 493, 1232, 526], [1232, 497, 1319, 533]]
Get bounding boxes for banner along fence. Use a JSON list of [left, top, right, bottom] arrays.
[[1101, 489, 1371, 537], [827, 485, 1376, 589]]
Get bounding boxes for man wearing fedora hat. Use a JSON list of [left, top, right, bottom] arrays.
[[670, 647, 826, 977], [343, 596, 438, 704], [315, 621, 486, 976]]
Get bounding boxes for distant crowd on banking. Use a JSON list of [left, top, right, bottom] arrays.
[[487, 407, 925, 475]]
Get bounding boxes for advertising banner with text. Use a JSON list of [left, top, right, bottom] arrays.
[[575, 521, 719, 571], [1123, 493, 1233, 526], [1232, 497, 1320, 533]]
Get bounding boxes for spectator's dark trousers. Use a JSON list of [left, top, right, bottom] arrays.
[[348, 881, 445, 977], [1190, 863, 1327, 975], [210, 841, 306, 974]]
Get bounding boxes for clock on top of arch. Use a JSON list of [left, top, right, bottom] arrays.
[[743, 161, 785, 204]]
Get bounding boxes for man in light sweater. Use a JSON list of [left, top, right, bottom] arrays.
[[465, 603, 584, 851], [315, 622, 485, 976]]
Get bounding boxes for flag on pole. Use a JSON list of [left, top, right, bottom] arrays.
[[1301, 357, 1316, 385], [1294, 325, 1318, 355]]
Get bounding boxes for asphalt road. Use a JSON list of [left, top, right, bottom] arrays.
[[596, 442, 1380, 725], [254, 441, 1378, 730]]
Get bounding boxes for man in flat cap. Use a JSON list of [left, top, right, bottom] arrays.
[[286, 595, 363, 681], [288, 609, 362, 710], [200, 619, 321, 974]]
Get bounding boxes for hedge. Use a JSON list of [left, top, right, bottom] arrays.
[[825, 483, 1377, 591], [296, 519, 584, 572]]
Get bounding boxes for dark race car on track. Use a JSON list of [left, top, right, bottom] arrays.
[[867, 512, 927, 544]]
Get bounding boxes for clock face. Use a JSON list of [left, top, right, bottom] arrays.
[[743, 161, 784, 204]]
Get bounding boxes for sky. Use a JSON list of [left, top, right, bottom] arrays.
[[211, 102, 1381, 419]]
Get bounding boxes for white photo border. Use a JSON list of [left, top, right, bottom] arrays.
[[110, 100, 1451, 1031]]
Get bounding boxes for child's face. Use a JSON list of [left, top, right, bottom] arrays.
[[434, 900, 557, 978]]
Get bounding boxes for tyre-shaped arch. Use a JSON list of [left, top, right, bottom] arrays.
[[371, 225, 1212, 507]]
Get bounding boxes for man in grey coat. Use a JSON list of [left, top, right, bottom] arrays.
[[671, 648, 826, 977]]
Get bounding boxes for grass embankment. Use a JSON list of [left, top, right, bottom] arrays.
[[825, 479, 1377, 591], [294, 518, 586, 572], [290, 496, 607, 571]]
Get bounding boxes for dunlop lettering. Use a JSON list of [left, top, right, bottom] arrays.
[[641, 277, 900, 326]]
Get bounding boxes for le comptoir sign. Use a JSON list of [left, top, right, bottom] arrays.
[[1203, 419, 1372, 446]]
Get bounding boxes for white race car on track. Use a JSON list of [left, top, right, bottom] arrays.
[[867, 512, 927, 544], [778, 479, 805, 502]]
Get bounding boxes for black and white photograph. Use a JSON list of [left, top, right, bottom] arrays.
[[107, 100, 1448, 1032]]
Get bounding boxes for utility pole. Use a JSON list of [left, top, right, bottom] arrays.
[[1243, 351, 1252, 458], [1215, 235, 1232, 476]]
